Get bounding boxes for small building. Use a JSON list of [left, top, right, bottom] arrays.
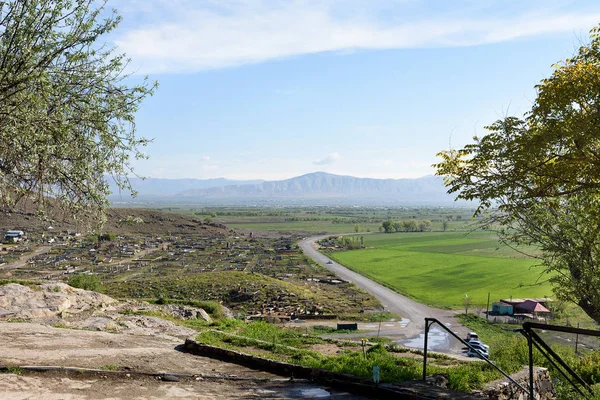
[[4, 230, 25, 243], [491, 301, 513, 315], [514, 300, 551, 316]]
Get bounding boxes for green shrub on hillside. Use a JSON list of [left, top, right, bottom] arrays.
[[67, 274, 102, 291]]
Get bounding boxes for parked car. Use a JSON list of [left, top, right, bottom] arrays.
[[326, 260, 333, 264], [465, 332, 479, 342], [466, 341, 490, 358]]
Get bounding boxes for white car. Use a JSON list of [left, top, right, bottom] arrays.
[[466, 341, 490, 358]]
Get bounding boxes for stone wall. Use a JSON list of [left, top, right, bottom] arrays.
[[183, 339, 482, 399], [472, 367, 555, 400]]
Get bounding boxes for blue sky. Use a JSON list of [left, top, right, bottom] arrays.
[[109, 0, 600, 180]]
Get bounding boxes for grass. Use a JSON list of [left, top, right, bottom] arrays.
[[67, 274, 102, 291], [0, 279, 41, 286], [105, 271, 317, 308], [2, 366, 23, 375], [330, 232, 553, 309], [193, 319, 507, 391]]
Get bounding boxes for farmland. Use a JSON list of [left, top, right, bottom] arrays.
[[328, 231, 553, 309], [130, 205, 480, 234]]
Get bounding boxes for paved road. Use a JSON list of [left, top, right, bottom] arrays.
[[299, 235, 468, 349]]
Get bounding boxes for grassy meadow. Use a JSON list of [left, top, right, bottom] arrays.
[[330, 231, 553, 309]]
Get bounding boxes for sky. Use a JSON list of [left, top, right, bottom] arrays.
[[107, 0, 600, 181]]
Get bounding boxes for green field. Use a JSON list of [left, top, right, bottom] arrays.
[[117, 205, 480, 234], [330, 231, 553, 309], [224, 219, 383, 233]]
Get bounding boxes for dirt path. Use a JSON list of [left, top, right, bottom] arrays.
[[299, 235, 469, 353], [1, 246, 51, 270]]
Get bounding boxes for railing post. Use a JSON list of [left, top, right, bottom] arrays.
[[422, 319, 430, 382], [528, 332, 534, 400]]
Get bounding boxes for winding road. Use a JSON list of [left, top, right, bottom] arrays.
[[299, 235, 468, 349]]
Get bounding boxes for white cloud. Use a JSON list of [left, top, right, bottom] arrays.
[[113, 1, 600, 74], [313, 152, 341, 166]]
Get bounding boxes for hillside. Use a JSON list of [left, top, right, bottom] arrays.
[[0, 208, 229, 237]]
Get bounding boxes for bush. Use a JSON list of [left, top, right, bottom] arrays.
[[68, 274, 102, 291], [98, 232, 116, 242]]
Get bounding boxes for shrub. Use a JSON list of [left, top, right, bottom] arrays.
[[68, 274, 102, 291], [98, 232, 116, 242]]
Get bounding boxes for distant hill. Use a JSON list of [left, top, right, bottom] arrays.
[[172, 172, 461, 206], [107, 177, 263, 199]]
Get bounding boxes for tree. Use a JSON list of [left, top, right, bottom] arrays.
[[0, 0, 156, 227], [354, 224, 361, 233], [118, 215, 144, 227], [418, 220, 432, 232], [392, 221, 402, 232], [403, 219, 417, 232], [435, 25, 600, 323], [381, 220, 393, 233], [463, 294, 471, 315], [442, 220, 449, 232]]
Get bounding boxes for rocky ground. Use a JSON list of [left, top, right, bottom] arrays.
[[0, 283, 210, 339], [0, 371, 362, 400], [0, 283, 366, 399]]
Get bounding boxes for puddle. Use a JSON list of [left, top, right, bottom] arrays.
[[398, 318, 410, 328], [253, 385, 342, 399], [296, 388, 331, 398], [399, 327, 450, 351]]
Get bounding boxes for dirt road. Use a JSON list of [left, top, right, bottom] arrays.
[[299, 235, 468, 351], [1, 246, 51, 270]]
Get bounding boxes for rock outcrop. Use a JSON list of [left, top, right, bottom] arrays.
[[0, 283, 116, 319], [0, 283, 210, 340]]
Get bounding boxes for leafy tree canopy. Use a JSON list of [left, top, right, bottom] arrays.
[[435, 25, 600, 323], [0, 0, 156, 227]]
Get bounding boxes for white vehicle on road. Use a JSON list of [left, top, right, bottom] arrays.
[[465, 340, 490, 358]]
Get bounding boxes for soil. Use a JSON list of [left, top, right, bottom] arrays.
[[309, 343, 344, 356], [0, 322, 368, 399], [0, 322, 278, 376], [0, 371, 365, 399]]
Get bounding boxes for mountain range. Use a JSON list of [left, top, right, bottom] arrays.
[[109, 172, 462, 206]]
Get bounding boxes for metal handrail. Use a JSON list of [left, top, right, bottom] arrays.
[[520, 322, 600, 399], [422, 318, 528, 394]]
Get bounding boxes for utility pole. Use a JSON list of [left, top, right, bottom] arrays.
[[575, 322, 580, 353]]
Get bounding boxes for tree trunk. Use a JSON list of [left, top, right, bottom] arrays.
[[578, 297, 600, 325]]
